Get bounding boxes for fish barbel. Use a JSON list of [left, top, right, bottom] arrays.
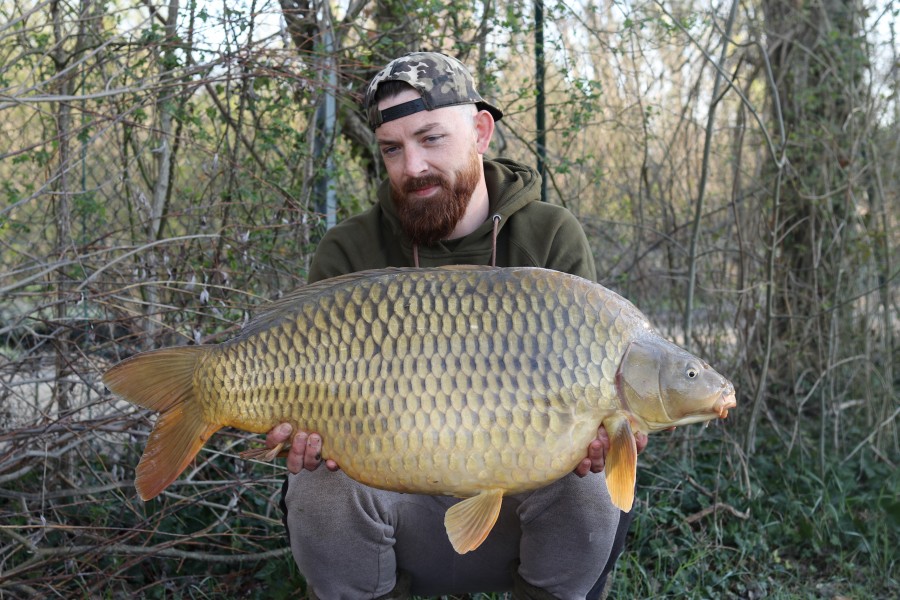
[[104, 266, 736, 553]]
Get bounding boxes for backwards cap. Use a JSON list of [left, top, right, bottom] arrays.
[[364, 51, 503, 130]]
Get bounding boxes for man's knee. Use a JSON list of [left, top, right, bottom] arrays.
[[282, 470, 400, 598], [519, 472, 619, 527], [516, 473, 623, 598], [282, 470, 394, 541]]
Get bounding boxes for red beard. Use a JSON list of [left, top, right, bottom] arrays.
[[391, 151, 481, 246]]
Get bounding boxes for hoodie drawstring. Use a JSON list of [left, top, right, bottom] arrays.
[[412, 213, 502, 268], [490, 214, 501, 267]]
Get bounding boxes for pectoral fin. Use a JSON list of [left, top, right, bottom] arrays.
[[603, 415, 638, 512], [240, 442, 286, 461], [444, 489, 504, 554]]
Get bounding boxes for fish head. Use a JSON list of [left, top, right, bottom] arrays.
[[615, 336, 736, 431]]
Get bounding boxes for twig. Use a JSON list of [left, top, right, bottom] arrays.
[[0, 477, 285, 504], [685, 475, 715, 499], [9, 542, 289, 563], [684, 502, 750, 525], [74, 234, 220, 291], [0, 466, 35, 485], [840, 406, 900, 466], [684, 0, 739, 349], [0, 545, 290, 584]]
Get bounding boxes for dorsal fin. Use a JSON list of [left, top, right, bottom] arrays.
[[238, 268, 406, 338], [238, 265, 499, 338], [432, 264, 497, 273]]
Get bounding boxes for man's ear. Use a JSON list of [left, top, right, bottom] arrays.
[[474, 110, 495, 154]]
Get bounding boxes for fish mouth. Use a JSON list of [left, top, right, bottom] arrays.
[[712, 387, 737, 419], [648, 386, 737, 431]]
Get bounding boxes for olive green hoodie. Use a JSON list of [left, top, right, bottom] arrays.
[[308, 158, 596, 284]]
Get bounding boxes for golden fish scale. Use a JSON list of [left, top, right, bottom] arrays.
[[196, 268, 649, 497]]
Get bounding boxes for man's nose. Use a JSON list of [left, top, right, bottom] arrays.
[[403, 146, 428, 177]]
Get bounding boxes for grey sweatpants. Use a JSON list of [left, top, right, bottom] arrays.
[[280, 469, 624, 600]]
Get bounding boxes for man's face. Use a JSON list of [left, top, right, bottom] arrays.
[[375, 89, 483, 245]]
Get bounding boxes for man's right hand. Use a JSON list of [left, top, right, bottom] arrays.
[[266, 423, 340, 474]]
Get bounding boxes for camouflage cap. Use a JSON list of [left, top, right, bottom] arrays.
[[364, 52, 503, 130]]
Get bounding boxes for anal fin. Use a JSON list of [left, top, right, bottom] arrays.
[[603, 415, 638, 512], [443, 489, 504, 554]]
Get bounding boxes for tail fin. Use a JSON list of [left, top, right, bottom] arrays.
[[103, 347, 220, 501]]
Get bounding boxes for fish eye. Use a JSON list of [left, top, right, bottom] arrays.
[[686, 365, 699, 378]]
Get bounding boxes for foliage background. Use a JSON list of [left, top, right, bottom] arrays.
[[0, 0, 896, 598]]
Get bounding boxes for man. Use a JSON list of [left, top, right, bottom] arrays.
[[266, 52, 647, 599]]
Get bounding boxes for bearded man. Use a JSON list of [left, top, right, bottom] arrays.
[[266, 52, 646, 600]]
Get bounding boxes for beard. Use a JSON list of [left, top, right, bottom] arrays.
[[391, 150, 481, 246]]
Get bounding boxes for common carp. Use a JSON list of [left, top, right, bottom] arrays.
[[104, 266, 735, 553]]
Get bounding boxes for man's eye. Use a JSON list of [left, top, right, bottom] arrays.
[[424, 135, 443, 144], [381, 146, 399, 156]]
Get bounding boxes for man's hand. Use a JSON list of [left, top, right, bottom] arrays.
[[574, 425, 648, 477], [266, 423, 340, 475]]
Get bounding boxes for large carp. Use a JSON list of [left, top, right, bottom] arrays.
[[104, 266, 735, 553]]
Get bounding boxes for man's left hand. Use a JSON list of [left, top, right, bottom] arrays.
[[574, 425, 648, 477]]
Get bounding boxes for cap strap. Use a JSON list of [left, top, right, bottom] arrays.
[[378, 98, 427, 125]]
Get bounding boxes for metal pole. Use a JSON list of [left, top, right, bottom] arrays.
[[314, 0, 337, 230], [534, 0, 547, 202]]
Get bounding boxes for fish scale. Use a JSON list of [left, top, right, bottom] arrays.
[[104, 265, 736, 553]]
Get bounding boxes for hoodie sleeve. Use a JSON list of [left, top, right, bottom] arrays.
[[308, 230, 356, 284], [505, 202, 597, 281], [308, 202, 408, 283], [307, 209, 384, 283], [543, 211, 597, 281]]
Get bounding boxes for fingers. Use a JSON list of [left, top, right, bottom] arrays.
[[587, 436, 606, 474], [266, 423, 340, 474], [574, 457, 592, 478], [596, 425, 610, 448], [635, 431, 649, 454], [285, 431, 305, 474], [265, 422, 293, 447], [285, 431, 321, 474], [590, 425, 611, 473], [575, 426, 611, 477], [575, 425, 647, 477], [304, 433, 323, 471]]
